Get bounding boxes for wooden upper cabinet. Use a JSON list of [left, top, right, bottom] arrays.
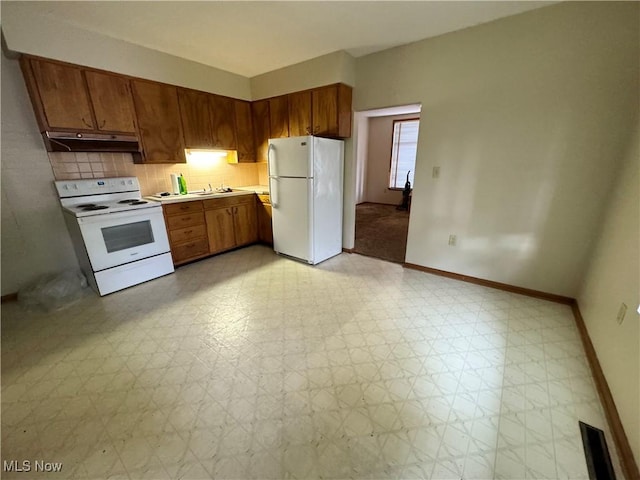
[[209, 95, 237, 149], [252, 100, 271, 163], [84, 71, 136, 134], [178, 89, 214, 149], [130, 80, 186, 163], [234, 100, 255, 163], [269, 96, 289, 139], [312, 84, 352, 138], [288, 91, 312, 137], [24, 58, 96, 131]]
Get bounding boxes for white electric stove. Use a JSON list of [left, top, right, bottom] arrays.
[[55, 177, 174, 296]]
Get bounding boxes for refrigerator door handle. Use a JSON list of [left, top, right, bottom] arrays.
[[267, 143, 275, 176], [269, 177, 278, 208]]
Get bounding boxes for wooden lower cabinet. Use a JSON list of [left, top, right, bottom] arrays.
[[163, 201, 209, 265], [256, 194, 273, 245], [204, 195, 258, 253], [164, 194, 259, 265], [205, 207, 236, 253]]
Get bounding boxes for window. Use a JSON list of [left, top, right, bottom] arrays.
[[389, 119, 420, 189]]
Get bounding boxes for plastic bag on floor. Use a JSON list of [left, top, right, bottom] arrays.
[[18, 269, 89, 312]]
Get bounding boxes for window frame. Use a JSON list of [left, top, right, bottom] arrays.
[[388, 117, 420, 191]]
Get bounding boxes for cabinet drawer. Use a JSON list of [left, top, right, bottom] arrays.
[[172, 238, 209, 264], [257, 194, 270, 205], [203, 194, 254, 210], [166, 211, 205, 230], [169, 224, 206, 244], [164, 201, 204, 215]]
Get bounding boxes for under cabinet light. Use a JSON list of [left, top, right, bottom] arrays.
[[185, 149, 237, 166]]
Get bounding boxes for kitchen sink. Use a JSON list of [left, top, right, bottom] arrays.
[[196, 189, 234, 196]]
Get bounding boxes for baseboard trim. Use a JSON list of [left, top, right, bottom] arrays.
[[342, 248, 355, 254], [1, 293, 18, 303], [402, 262, 574, 304], [572, 302, 639, 480]]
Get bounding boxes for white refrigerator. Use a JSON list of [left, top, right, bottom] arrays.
[[268, 136, 344, 264]]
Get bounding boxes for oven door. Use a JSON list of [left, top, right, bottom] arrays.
[[77, 206, 170, 272]]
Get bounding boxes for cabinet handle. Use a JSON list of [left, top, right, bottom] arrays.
[[305, 126, 311, 134], [82, 118, 93, 128], [181, 217, 190, 221], [186, 243, 195, 248], [227, 209, 232, 216], [184, 229, 193, 234], [314, 125, 320, 133], [180, 206, 190, 210], [99, 119, 106, 129]]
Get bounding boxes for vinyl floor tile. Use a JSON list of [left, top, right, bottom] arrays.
[[1, 246, 623, 479]]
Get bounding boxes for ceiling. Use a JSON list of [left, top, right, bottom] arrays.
[[5, 1, 555, 78]]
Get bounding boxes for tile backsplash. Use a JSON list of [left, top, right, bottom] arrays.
[[48, 152, 260, 196]]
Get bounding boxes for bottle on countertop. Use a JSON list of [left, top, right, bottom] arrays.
[[178, 173, 188, 195]]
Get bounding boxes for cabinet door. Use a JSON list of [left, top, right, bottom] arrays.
[[233, 202, 258, 246], [312, 84, 352, 138], [29, 59, 95, 131], [312, 85, 338, 137], [234, 100, 255, 162], [84, 71, 136, 133], [252, 100, 271, 163], [269, 95, 289, 139], [257, 200, 273, 245], [178, 89, 214, 148], [131, 80, 186, 163], [336, 83, 353, 138], [288, 91, 312, 137], [206, 207, 236, 253], [210, 95, 237, 149]]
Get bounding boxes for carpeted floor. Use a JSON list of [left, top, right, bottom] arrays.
[[354, 202, 409, 263]]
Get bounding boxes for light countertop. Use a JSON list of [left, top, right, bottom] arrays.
[[232, 185, 270, 194], [144, 190, 255, 204]]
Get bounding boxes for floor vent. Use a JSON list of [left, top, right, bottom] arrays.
[[580, 421, 616, 480]]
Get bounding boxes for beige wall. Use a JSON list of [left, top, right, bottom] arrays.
[[250, 51, 356, 100], [354, 1, 639, 297], [577, 123, 639, 465], [1, 52, 79, 296], [364, 113, 419, 205], [1, 3, 252, 100]]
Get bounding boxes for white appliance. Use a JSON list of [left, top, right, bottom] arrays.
[[268, 136, 344, 264], [55, 177, 174, 296]]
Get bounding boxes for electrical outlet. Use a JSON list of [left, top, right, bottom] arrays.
[[433, 166, 440, 178], [616, 303, 627, 325], [448, 234, 456, 246]]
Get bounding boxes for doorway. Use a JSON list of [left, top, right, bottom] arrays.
[[351, 104, 421, 264]]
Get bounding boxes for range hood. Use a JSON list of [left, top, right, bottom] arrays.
[[43, 131, 141, 155]]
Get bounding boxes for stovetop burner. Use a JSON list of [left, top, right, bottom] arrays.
[[77, 203, 97, 208], [82, 205, 109, 211], [118, 199, 138, 204], [130, 201, 148, 205]]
